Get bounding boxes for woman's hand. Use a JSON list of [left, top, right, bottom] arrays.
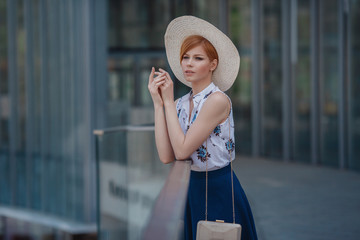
[[158, 68, 174, 106], [148, 67, 167, 107], [149, 67, 176, 164]]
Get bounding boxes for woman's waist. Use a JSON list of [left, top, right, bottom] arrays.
[[190, 163, 232, 178], [190, 152, 234, 170]]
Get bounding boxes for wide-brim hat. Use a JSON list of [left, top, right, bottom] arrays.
[[164, 15, 240, 92]]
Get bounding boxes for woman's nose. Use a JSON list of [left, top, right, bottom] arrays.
[[186, 58, 193, 66]]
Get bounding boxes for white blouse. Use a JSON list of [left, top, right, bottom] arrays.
[[176, 83, 235, 171]]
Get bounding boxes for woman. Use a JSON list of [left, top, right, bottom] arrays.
[[148, 16, 257, 240]]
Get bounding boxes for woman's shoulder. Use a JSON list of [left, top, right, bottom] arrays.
[[200, 91, 231, 119], [205, 91, 231, 108]]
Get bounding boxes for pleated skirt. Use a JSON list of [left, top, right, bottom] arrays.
[[184, 164, 258, 240]]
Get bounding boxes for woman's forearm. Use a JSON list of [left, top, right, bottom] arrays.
[[163, 101, 188, 160], [154, 105, 175, 164]]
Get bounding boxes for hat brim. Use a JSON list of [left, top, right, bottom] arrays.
[[164, 15, 240, 92]]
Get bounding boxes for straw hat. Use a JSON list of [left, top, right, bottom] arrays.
[[164, 15, 240, 92]]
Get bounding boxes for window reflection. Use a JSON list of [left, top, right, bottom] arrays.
[[107, 54, 168, 127], [15, 0, 27, 208], [108, 0, 171, 49], [350, 0, 360, 170], [0, 0, 9, 151], [193, 0, 220, 25], [31, 0, 42, 211], [320, 0, 339, 166], [263, 0, 283, 158], [229, 0, 252, 155], [295, 0, 311, 163]]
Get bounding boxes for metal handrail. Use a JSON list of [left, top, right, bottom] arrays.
[[0, 206, 96, 234], [93, 125, 155, 136], [142, 160, 191, 240]]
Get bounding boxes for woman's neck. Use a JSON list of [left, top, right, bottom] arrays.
[[191, 78, 212, 95]]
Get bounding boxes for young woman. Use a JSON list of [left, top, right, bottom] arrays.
[[148, 16, 257, 240]]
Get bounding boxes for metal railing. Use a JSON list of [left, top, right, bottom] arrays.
[[0, 206, 96, 239]]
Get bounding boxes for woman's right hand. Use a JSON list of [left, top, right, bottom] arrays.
[[148, 67, 167, 107]]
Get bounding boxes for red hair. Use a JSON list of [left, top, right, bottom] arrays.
[[180, 35, 219, 63]]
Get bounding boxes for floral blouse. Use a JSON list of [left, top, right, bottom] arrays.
[[176, 83, 235, 171]]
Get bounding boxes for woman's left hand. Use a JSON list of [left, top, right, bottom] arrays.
[[158, 68, 174, 106]]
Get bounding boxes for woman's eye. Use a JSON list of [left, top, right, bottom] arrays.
[[183, 56, 189, 59], [195, 57, 203, 60]]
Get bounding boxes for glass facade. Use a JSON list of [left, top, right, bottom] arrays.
[[0, 0, 103, 227], [350, 0, 360, 171], [228, 0, 253, 155], [262, 0, 283, 158], [0, 0, 10, 205], [320, 0, 339, 167], [295, 0, 311, 163], [1, 0, 360, 238]]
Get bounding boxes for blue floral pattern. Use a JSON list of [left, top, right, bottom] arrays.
[[197, 145, 210, 162], [204, 90, 213, 99], [213, 126, 221, 136], [191, 110, 198, 123], [225, 139, 235, 154]]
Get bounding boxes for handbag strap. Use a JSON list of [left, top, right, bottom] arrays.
[[205, 119, 235, 224]]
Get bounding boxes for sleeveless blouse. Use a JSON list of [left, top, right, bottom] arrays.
[[176, 83, 235, 171]]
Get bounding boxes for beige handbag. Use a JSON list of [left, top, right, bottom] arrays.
[[196, 122, 241, 240], [196, 220, 241, 240]]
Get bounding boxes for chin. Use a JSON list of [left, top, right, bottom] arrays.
[[184, 77, 194, 82]]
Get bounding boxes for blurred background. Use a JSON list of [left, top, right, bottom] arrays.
[[0, 0, 359, 239]]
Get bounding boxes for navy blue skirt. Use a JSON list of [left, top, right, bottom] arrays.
[[184, 164, 258, 240]]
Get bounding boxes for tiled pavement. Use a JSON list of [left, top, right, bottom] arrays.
[[233, 157, 360, 240]]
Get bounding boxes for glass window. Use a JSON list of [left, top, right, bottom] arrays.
[[15, 0, 27, 208], [107, 54, 169, 127], [262, 0, 283, 158], [350, 0, 360, 170], [320, 0, 339, 167], [0, 0, 9, 149], [108, 0, 171, 49], [0, 0, 7, 95], [294, 0, 311, 163], [193, 0, 220, 25], [30, 0, 42, 210], [228, 0, 252, 155], [0, 0, 10, 197]]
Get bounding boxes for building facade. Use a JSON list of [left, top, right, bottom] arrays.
[[0, 0, 359, 236], [107, 0, 360, 169]]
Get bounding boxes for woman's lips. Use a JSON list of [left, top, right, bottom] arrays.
[[185, 70, 195, 75]]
